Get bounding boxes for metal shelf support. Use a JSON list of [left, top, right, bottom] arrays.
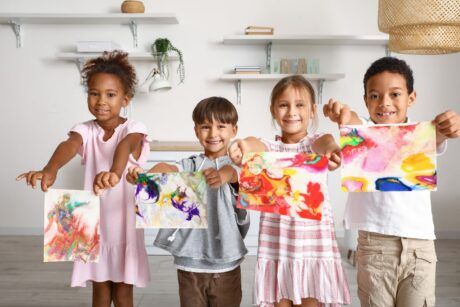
[[10, 20, 22, 48], [129, 20, 138, 48], [266, 42, 272, 72], [318, 79, 325, 105], [235, 80, 242, 105]]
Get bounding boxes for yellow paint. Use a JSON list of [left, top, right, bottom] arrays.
[[401, 153, 435, 173]]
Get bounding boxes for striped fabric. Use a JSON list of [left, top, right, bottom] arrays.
[[254, 135, 350, 307]]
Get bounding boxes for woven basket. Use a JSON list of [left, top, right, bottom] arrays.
[[121, 0, 145, 13], [378, 0, 460, 54]]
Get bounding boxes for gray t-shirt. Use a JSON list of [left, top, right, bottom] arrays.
[[153, 154, 250, 271]]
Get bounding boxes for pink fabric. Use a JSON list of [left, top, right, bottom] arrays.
[[254, 135, 350, 307], [69, 119, 151, 287]]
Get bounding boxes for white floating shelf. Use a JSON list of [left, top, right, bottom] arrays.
[[223, 35, 388, 45], [0, 13, 179, 48], [56, 52, 178, 61], [220, 73, 345, 81], [0, 13, 178, 24]]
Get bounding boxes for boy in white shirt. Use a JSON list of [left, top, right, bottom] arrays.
[[324, 57, 460, 307]]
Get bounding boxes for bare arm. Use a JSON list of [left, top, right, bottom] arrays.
[[228, 136, 268, 166], [93, 133, 145, 194], [433, 110, 460, 146], [203, 165, 238, 188], [126, 162, 179, 185], [16, 132, 82, 191]]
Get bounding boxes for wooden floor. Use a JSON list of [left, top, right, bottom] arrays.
[[1, 236, 459, 306]]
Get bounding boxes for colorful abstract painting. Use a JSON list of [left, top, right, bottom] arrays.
[[237, 152, 328, 220], [44, 189, 100, 263], [340, 122, 437, 192], [135, 172, 208, 228]]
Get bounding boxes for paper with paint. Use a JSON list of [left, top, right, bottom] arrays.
[[44, 189, 100, 263], [135, 172, 208, 228], [237, 152, 328, 220], [340, 122, 437, 192]]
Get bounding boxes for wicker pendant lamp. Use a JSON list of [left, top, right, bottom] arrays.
[[378, 0, 460, 54]]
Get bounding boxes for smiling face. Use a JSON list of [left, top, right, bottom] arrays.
[[194, 119, 237, 159], [365, 71, 416, 124], [87, 73, 129, 124], [271, 86, 316, 143]]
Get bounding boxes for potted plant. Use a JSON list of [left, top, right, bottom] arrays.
[[151, 38, 185, 84]]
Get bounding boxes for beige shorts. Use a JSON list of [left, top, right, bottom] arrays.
[[356, 231, 437, 307]]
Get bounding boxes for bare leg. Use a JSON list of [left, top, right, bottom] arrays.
[[275, 299, 293, 307], [92, 281, 112, 307], [112, 282, 134, 307], [299, 298, 318, 307]]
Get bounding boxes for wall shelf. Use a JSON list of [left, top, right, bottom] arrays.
[[0, 13, 179, 48], [221, 34, 389, 104], [221, 73, 345, 105]]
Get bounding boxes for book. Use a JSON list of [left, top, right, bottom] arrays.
[[245, 26, 274, 35]]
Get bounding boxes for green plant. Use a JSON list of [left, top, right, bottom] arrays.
[[151, 38, 185, 84]]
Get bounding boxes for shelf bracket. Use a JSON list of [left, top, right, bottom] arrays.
[[385, 44, 391, 57], [318, 79, 325, 105], [76, 58, 85, 84], [9, 20, 22, 48], [129, 20, 138, 48], [266, 42, 272, 72], [235, 79, 242, 105]]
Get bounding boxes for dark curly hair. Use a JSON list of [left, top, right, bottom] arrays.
[[192, 97, 238, 126], [82, 50, 137, 98], [363, 57, 414, 95]]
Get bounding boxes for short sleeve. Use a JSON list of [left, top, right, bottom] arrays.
[[175, 157, 197, 172], [69, 122, 89, 164], [125, 121, 150, 166]]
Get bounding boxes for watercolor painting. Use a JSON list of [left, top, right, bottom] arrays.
[[340, 122, 437, 192], [135, 172, 208, 228], [44, 189, 100, 263], [237, 152, 328, 220]]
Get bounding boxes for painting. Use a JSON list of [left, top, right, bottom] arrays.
[[340, 122, 437, 192], [237, 152, 328, 220], [135, 172, 208, 228], [44, 189, 100, 263]]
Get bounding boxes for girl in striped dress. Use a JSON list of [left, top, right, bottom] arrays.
[[229, 75, 350, 307]]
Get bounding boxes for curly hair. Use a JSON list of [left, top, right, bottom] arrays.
[[363, 57, 414, 95], [82, 50, 137, 97]]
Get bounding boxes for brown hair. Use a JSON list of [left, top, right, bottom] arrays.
[[192, 96, 238, 125], [82, 50, 137, 98], [270, 75, 318, 131]]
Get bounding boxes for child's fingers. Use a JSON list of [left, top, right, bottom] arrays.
[[108, 173, 119, 187], [41, 175, 49, 192], [30, 172, 42, 189], [101, 173, 111, 188], [16, 173, 28, 181]]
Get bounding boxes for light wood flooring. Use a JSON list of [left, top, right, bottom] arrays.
[[1, 236, 459, 306]]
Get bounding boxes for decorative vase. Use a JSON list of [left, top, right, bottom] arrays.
[[121, 0, 145, 13]]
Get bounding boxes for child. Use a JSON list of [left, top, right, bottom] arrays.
[[127, 96, 249, 307], [229, 75, 350, 307], [323, 56, 460, 307], [16, 51, 151, 307]]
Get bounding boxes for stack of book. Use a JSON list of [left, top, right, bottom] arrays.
[[234, 66, 262, 74], [245, 26, 274, 35]]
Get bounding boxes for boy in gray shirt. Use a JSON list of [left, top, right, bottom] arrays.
[[127, 97, 249, 307]]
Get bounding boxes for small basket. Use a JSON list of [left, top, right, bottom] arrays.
[[121, 0, 145, 13], [378, 0, 460, 54]]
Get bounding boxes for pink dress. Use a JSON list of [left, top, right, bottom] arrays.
[[254, 135, 350, 307], [70, 119, 151, 287]]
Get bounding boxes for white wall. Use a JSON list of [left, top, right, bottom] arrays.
[[1, 0, 459, 238]]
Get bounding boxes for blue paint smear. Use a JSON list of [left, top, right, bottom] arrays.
[[375, 177, 413, 191]]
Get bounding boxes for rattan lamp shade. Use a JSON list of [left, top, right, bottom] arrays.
[[378, 0, 460, 54]]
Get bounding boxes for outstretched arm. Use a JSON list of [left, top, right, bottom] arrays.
[[203, 165, 238, 188], [228, 136, 268, 166], [311, 134, 342, 171], [93, 133, 145, 194], [323, 99, 362, 125], [16, 132, 83, 192], [126, 162, 179, 185]]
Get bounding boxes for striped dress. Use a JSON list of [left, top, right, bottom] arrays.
[[254, 135, 350, 307]]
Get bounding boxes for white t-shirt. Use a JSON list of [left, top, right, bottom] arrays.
[[343, 118, 447, 240]]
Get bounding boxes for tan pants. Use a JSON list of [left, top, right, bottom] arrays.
[[177, 266, 242, 307], [356, 231, 437, 307]]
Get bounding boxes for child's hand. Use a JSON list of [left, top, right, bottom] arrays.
[[93, 171, 120, 195], [203, 168, 224, 188], [322, 146, 342, 171], [16, 168, 57, 192], [433, 110, 460, 144], [126, 167, 144, 185], [323, 99, 352, 126], [228, 139, 249, 166]]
